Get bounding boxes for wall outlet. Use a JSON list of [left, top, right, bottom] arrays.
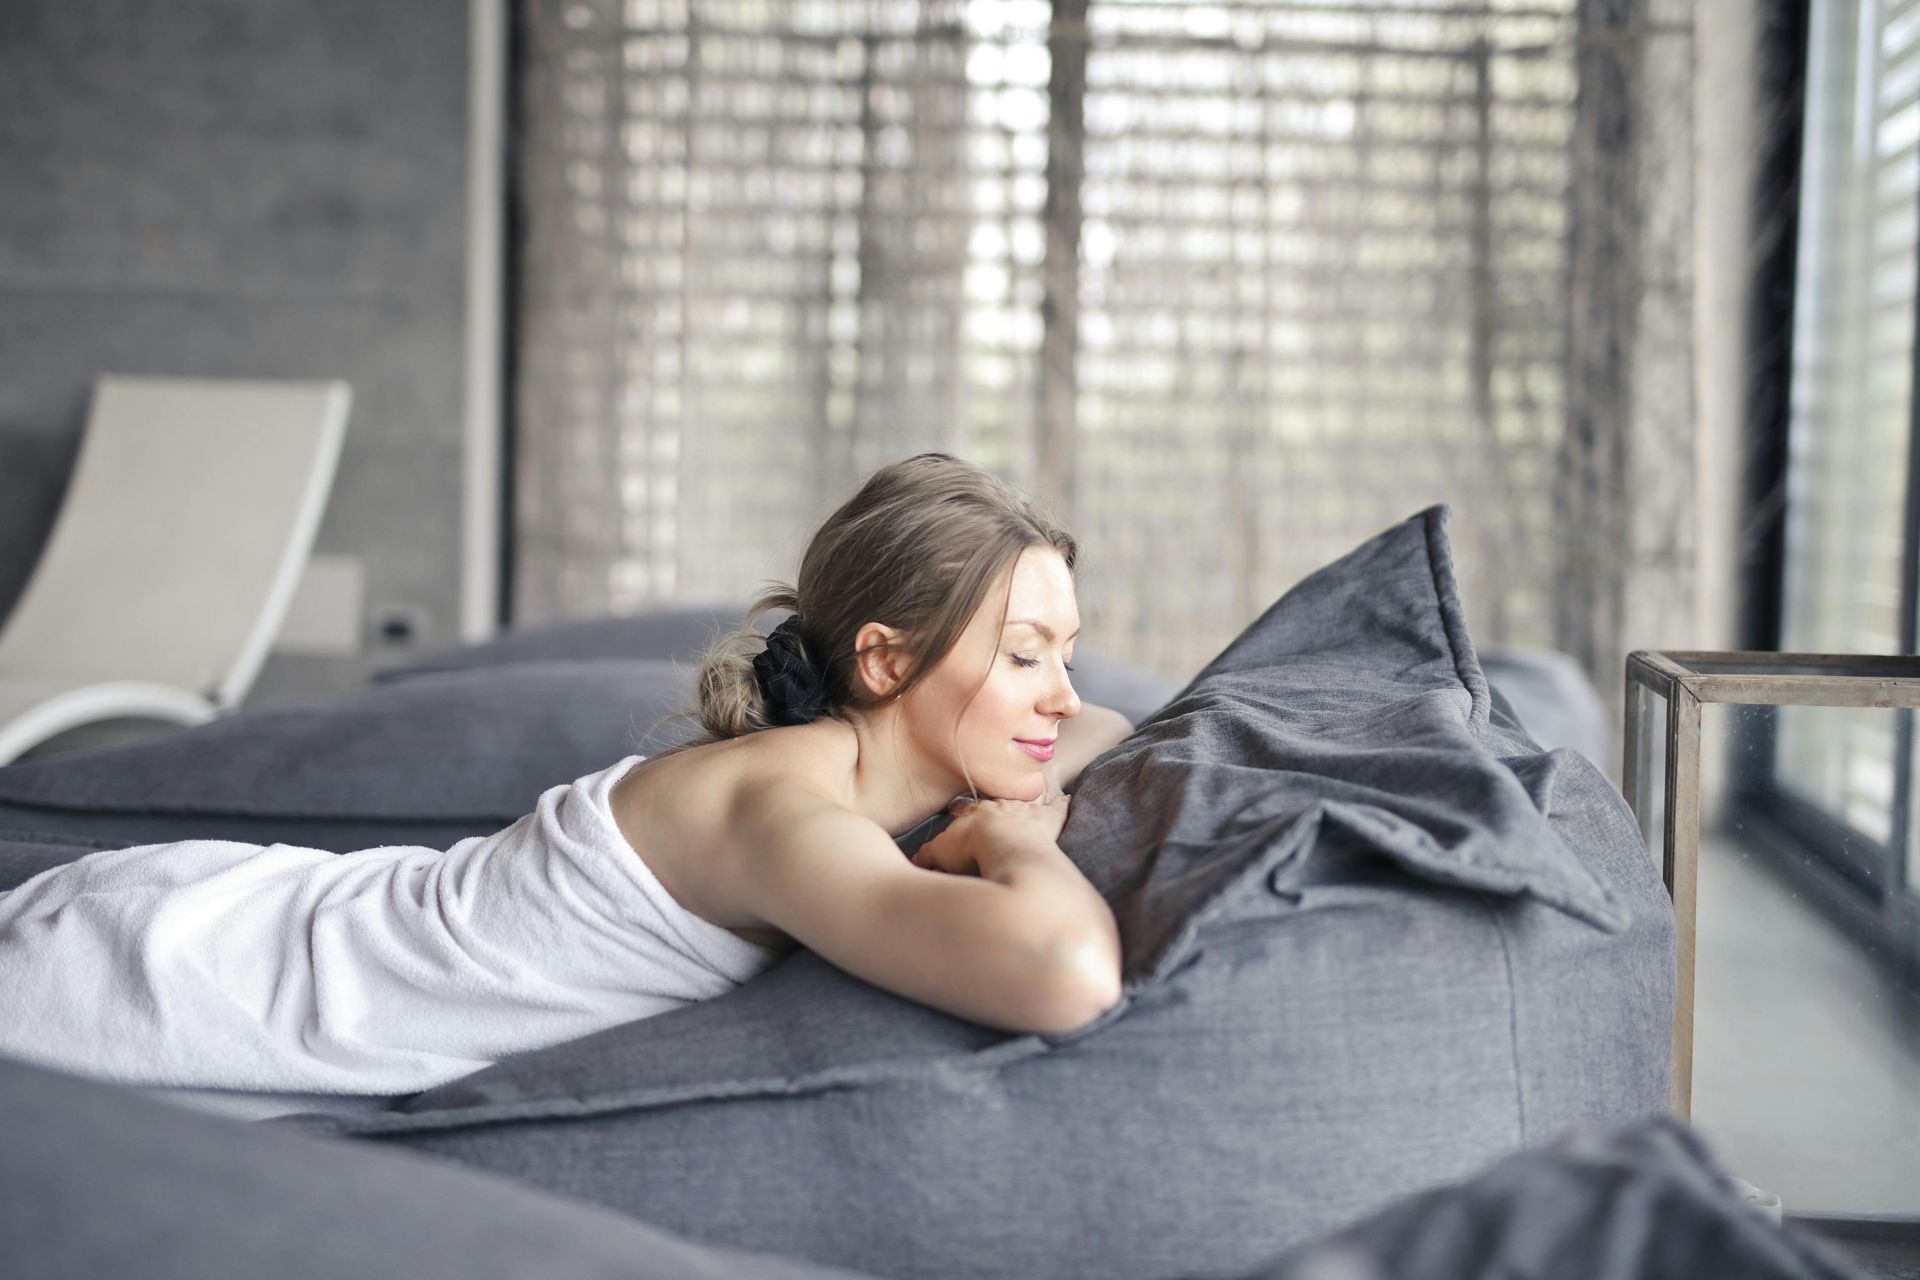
[[372, 603, 432, 648]]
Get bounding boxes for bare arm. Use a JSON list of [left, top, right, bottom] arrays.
[[962, 828, 1120, 1017], [1044, 703, 1135, 794], [725, 785, 1120, 1035]]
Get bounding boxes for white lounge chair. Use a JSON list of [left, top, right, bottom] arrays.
[[0, 375, 351, 765]]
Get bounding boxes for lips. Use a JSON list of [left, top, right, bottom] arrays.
[[1014, 738, 1055, 762]]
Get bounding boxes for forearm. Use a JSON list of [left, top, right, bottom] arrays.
[[977, 837, 1122, 1007]]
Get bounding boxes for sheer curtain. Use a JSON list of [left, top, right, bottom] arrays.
[[511, 0, 1695, 723]]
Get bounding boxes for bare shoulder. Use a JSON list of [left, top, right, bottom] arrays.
[[721, 726, 903, 880], [608, 722, 860, 948], [725, 722, 862, 822], [613, 719, 854, 818]]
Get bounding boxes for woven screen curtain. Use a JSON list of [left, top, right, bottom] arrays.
[[511, 0, 1695, 734]]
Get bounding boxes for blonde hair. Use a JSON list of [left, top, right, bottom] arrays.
[[642, 452, 1077, 776]]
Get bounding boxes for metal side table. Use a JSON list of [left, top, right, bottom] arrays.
[[1621, 649, 1920, 1119]]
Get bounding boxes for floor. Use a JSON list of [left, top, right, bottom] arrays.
[[1690, 824, 1920, 1274]]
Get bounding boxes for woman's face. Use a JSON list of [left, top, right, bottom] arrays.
[[903, 545, 1083, 801]]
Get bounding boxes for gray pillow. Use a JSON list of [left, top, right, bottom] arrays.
[[0, 660, 699, 859], [267, 505, 1672, 1280]]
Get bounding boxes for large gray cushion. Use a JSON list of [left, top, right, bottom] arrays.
[[252, 505, 1672, 1280], [1, 1044, 1852, 1280], [0, 660, 700, 856]]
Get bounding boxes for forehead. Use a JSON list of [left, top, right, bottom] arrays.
[[1000, 546, 1077, 623]]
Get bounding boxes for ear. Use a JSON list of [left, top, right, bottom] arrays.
[[852, 621, 911, 700]]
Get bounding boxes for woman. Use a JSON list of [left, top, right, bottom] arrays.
[[0, 452, 1135, 1113]]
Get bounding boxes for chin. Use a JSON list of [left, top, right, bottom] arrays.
[[972, 772, 1046, 801], [963, 744, 1052, 801], [1006, 772, 1050, 802]]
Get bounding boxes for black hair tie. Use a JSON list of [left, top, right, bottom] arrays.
[[751, 617, 832, 726]]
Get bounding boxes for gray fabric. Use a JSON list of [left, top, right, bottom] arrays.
[[0, 1053, 876, 1280], [243, 505, 1671, 1280], [0, 1040, 1858, 1280], [1259, 1117, 1864, 1280], [376, 605, 1187, 729]]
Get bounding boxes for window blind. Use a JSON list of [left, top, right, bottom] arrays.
[[1778, 0, 1920, 847]]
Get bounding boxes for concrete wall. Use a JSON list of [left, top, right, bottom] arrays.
[[0, 1, 477, 705]]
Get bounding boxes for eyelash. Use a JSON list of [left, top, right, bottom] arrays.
[[1011, 655, 1074, 672]]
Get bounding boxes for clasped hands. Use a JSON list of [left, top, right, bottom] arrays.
[[908, 790, 1072, 878]]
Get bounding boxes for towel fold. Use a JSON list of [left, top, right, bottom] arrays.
[[0, 755, 782, 1117]]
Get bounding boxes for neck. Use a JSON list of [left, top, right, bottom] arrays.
[[834, 705, 965, 838]]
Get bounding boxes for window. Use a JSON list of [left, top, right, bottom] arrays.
[[1746, 0, 1920, 968]]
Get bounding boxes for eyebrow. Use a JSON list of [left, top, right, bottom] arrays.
[[1005, 619, 1081, 642]]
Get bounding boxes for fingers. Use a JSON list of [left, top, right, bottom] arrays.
[[946, 792, 1069, 811]]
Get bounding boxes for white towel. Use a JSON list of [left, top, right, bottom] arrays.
[[0, 755, 784, 1119]]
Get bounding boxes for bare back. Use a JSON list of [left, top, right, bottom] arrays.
[[607, 721, 870, 955]]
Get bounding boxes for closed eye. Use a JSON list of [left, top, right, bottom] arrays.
[[1011, 655, 1075, 672]]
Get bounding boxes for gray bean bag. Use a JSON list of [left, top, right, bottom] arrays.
[[0, 505, 1672, 1280], [0, 1052, 875, 1280], [0, 1048, 1857, 1280], [261, 505, 1666, 1280]]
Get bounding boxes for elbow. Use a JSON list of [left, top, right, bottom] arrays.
[[1030, 940, 1124, 1034]]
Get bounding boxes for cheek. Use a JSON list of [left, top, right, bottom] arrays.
[[918, 667, 1004, 744], [957, 672, 1025, 733], [940, 679, 1006, 740]]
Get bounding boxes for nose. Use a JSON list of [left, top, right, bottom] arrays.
[[1041, 661, 1081, 719]]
